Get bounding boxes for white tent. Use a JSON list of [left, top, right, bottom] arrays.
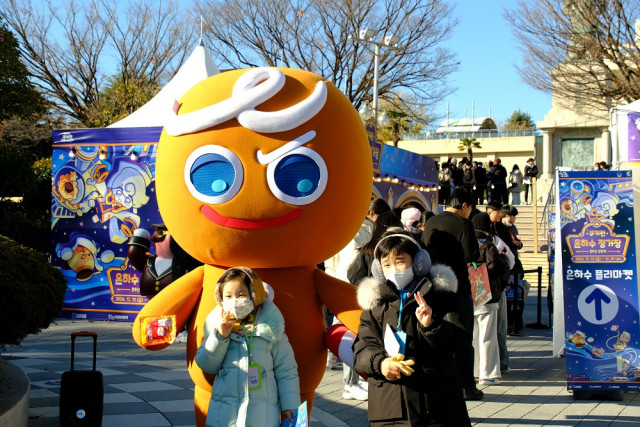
[[610, 99, 640, 169], [109, 41, 219, 128]]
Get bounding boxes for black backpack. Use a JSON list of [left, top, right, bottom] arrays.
[[463, 167, 474, 184]]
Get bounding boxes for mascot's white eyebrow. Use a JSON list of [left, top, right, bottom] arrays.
[[256, 130, 316, 165]]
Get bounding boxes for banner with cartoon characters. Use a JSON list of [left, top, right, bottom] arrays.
[[51, 127, 163, 321], [558, 170, 640, 390]]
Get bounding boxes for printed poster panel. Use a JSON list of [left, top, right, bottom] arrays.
[[559, 170, 640, 390], [51, 128, 163, 321], [627, 112, 640, 163]]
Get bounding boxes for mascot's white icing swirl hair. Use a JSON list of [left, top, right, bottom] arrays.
[[165, 67, 327, 136]]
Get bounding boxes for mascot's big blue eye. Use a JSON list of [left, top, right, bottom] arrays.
[[266, 147, 327, 205], [184, 145, 243, 204], [274, 155, 319, 197], [191, 154, 235, 196]]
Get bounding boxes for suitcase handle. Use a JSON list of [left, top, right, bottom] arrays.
[[70, 331, 98, 371]]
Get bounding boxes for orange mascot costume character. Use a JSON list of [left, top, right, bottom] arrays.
[[131, 67, 372, 425]]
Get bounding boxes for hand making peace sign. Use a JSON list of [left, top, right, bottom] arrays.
[[414, 291, 432, 327]]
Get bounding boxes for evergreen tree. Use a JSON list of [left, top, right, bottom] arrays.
[[0, 19, 44, 124], [503, 110, 535, 131]]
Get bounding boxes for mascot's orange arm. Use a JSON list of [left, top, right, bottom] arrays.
[[132, 266, 205, 349], [314, 268, 361, 333]]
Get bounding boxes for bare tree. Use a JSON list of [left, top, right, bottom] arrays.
[[504, 0, 640, 113], [193, 0, 459, 127], [1, 0, 195, 126]]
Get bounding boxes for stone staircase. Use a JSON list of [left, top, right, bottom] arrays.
[[480, 203, 553, 287]]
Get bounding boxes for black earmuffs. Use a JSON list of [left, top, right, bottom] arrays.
[[370, 234, 431, 282]]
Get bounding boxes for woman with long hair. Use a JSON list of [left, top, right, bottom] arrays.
[[347, 211, 403, 285]]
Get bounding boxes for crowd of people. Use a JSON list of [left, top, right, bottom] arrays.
[[323, 191, 527, 424], [439, 157, 538, 207], [196, 191, 528, 425]]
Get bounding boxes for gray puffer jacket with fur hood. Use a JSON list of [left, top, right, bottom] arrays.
[[353, 264, 471, 426]]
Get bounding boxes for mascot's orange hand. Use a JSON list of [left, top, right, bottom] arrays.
[[217, 310, 235, 339]]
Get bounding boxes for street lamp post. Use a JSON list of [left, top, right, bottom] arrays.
[[350, 29, 400, 126]]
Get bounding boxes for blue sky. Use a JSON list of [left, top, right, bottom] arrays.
[[42, 0, 550, 128], [435, 0, 552, 127]]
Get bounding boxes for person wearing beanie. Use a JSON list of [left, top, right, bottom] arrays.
[[470, 213, 511, 386], [195, 267, 300, 426]]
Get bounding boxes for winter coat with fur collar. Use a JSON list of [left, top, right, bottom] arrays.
[[353, 264, 471, 426], [195, 300, 300, 427]]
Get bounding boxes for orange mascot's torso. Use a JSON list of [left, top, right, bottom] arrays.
[[131, 67, 372, 426]]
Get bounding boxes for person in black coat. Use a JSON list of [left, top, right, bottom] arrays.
[[420, 187, 483, 400], [523, 158, 538, 204], [494, 158, 509, 204], [487, 159, 507, 204], [353, 230, 471, 426], [473, 161, 487, 205]]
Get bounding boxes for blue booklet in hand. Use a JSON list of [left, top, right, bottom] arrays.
[[280, 401, 308, 427]]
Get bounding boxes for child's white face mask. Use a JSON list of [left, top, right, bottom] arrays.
[[222, 297, 254, 319], [384, 268, 414, 290]]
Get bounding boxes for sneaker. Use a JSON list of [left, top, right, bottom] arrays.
[[174, 330, 188, 343], [479, 378, 501, 385], [463, 387, 484, 400], [357, 379, 368, 391], [501, 367, 511, 374], [326, 353, 342, 370], [343, 383, 368, 401]]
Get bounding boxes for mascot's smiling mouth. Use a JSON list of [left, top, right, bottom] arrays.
[[201, 205, 302, 229]]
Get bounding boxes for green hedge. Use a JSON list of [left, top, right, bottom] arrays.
[[0, 235, 67, 349]]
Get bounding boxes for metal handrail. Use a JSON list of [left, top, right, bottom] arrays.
[[539, 174, 557, 239], [401, 129, 539, 140], [523, 267, 550, 329]]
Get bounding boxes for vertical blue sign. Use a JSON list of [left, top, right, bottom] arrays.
[[559, 170, 640, 391]]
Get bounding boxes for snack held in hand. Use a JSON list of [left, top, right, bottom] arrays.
[[141, 315, 176, 346]]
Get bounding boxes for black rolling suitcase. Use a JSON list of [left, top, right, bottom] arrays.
[[59, 331, 104, 427]]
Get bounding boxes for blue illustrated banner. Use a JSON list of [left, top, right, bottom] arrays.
[[558, 170, 640, 390], [51, 128, 164, 321]]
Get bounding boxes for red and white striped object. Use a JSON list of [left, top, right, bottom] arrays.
[[325, 324, 367, 379]]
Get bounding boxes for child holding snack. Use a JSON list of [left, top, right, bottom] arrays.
[[195, 267, 300, 427], [353, 229, 471, 426]]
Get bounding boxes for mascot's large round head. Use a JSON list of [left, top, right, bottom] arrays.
[[156, 67, 372, 267]]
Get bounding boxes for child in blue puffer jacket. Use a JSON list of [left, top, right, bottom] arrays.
[[195, 267, 300, 427]]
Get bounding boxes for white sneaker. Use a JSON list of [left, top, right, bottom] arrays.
[[342, 383, 368, 400], [174, 331, 188, 343], [479, 378, 501, 385], [357, 379, 368, 391]]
